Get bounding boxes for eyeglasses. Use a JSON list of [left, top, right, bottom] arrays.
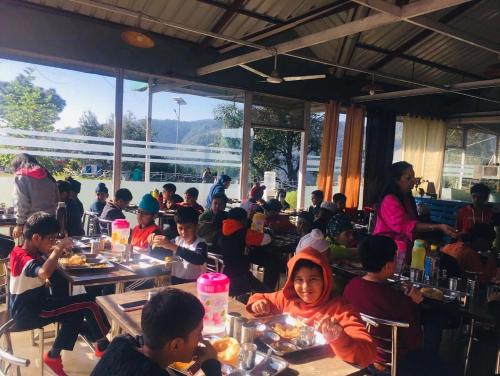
[[137, 210, 154, 216]]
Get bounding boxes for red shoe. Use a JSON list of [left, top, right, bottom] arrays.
[[94, 347, 105, 358], [43, 352, 68, 376]]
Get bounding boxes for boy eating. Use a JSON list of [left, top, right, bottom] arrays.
[[130, 194, 162, 250], [10, 212, 110, 376], [90, 182, 109, 216], [91, 288, 221, 376], [57, 180, 85, 237], [247, 248, 376, 368], [181, 187, 205, 214], [100, 188, 133, 234], [151, 207, 208, 284]]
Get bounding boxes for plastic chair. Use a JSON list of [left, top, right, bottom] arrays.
[[83, 211, 99, 236], [207, 252, 224, 273], [97, 218, 113, 236], [360, 313, 410, 376]]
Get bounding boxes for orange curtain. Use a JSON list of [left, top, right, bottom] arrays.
[[340, 105, 365, 209], [316, 100, 340, 201]]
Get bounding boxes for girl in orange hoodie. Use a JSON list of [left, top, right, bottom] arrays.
[[246, 247, 377, 368]]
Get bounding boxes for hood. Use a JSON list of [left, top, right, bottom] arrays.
[[282, 247, 333, 309], [217, 174, 231, 185], [222, 218, 245, 236], [15, 166, 48, 179]]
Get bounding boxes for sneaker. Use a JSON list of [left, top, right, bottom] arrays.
[[43, 352, 68, 376], [94, 347, 105, 358]]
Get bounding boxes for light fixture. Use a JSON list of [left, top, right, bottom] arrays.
[[361, 73, 384, 95], [121, 13, 155, 48]]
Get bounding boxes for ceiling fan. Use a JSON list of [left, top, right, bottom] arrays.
[[239, 53, 326, 84]]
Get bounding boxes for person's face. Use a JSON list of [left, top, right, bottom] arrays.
[[335, 199, 346, 211], [395, 167, 416, 193], [184, 194, 196, 206], [265, 209, 279, 219], [211, 198, 225, 214], [115, 199, 130, 210], [223, 180, 231, 189], [168, 321, 203, 363], [336, 230, 356, 248], [311, 194, 322, 206], [31, 233, 57, 255], [296, 218, 311, 236], [70, 191, 78, 199], [59, 191, 69, 201], [163, 189, 174, 201], [96, 192, 108, 202], [293, 266, 324, 304], [177, 223, 197, 241], [136, 209, 155, 227], [472, 193, 488, 207], [382, 256, 396, 278]]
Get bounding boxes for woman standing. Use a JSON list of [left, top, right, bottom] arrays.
[[374, 161, 457, 252], [11, 153, 59, 238]]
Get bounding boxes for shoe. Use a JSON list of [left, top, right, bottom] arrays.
[[43, 352, 68, 376], [94, 347, 105, 358]]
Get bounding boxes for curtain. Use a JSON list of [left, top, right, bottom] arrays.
[[402, 116, 447, 195], [340, 105, 365, 209], [316, 100, 340, 201], [363, 110, 396, 207]]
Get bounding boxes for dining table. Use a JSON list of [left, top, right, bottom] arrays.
[[96, 282, 361, 376]]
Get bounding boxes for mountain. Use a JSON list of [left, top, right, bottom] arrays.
[[151, 118, 223, 146]]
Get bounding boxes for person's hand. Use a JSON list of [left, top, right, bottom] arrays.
[[251, 299, 271, 315], [53, 237, 73, 256], [405, 286, 424, 304], [439, 224, 459, 238], [195, 339, 218, 363], [12, 225, 23, 239], [316, 316, 344, 342], [151, 235, 176, 251]]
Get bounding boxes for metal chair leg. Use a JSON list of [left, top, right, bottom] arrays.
[[464, 318, 475, 376], [38, 328, 45, 376], [495, 348, 499, 375]]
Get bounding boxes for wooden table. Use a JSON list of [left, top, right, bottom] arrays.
[[96, 283, 360, 376]]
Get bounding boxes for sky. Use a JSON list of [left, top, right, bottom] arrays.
[[0, 58, 238, 130]]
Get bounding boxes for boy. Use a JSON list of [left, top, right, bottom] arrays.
[[100, 188, 133, 233], [344, 235, 447, 375], [90, 182, 109, 216], [442, 223, 497, 282], [198, 193, 228, 249], [151, 207, 208, 284], [240, 184, 265, 216], [10, 212, 110, 376], [327, 216, 358, 263], [263, 199, 295, 234], [65, 176, 84, 219], [219, 207, 271, 296], [91, 288, 221, 376], [131, 194, 162, 250], [312, 201, 336, 235], [181, 187, 205, 214], [456, 183, 498, 233], [296, 211, 314, 237], [159, 183, 183, 210], [247, 248, 376, 368], [296, 229, 329, 254], [308, 190, 324, 217], [206, 175, 231, 209], [57, 180, 84, 237]]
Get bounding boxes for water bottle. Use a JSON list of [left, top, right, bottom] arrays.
[[56, 202, 67, 239], [410, 239, 426, 281], [197, 273, 230, 334], [111, 219, 130, 253]]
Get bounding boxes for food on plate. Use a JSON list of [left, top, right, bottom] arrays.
[[211, 337, 240, 365], [170, 361, 194, 371], [421, 287, 444, 301], [59, 254, 86, 266], [273, 323, 301, 339]]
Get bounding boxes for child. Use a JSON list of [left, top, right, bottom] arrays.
[[205, 175, 231, 209], [100, 188, 133, 233], [90, 182, 109, 216], [247, 248, 376, 368], [308, 190, 324, 217], [219, 207, 271, 296], [327, 215, 358, 263], [181, 187, 205, 214], [151, 207, 208, 284], [456, 183, 498, 233], [130, 194, 162, 250], [65, 176, 84, 219], [240, 184, 265, 216], [442, 223, 497, 282], [159, 183, 183, 210], [296, 211, 314, 238], [10, 212, 110, 376], [296, 229, 329, 254], [312, 201, 336, 235], [263, 199, 295, 234], [57, 180, 85, 237], [91, 288, 221, 376], [12, 153, 59, 239], [344, 235, 446, 375], [198, 193, 228, 249]]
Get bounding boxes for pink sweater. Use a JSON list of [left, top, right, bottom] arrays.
[[373, 194, 418, 251]]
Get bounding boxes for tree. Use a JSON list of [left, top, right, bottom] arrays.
[[213, 103, 242, 149], [0, 68, 65, 132], [79, 110, 102, 137]]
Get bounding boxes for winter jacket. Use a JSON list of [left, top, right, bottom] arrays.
[[205, 175, 230, 209]]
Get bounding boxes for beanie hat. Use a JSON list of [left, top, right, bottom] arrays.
[[139, 194, 160, 214], [296, 229, 329, 254], [320, 201, 337, 213], [95, 182, 109, 194], [66, 176, 81, 193]]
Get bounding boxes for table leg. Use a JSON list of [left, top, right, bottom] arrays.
[[109, 282, 126, 337]]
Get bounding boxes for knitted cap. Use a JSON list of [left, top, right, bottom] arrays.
[[95, 182, 108, 194], [296, 229, 329, 254], [139, 194, 160, 214], [66, 176, 81, 193]]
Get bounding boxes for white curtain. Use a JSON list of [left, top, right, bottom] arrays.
[[402, 116, 447, 195]]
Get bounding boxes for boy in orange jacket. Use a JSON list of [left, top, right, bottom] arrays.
[[247, 248, 377, 368]]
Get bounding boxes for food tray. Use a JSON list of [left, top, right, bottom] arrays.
[[58, 255, 115, 272], [169, 338, 288, 376], [255, 314, 327, 356], [115, 253, 172, 275]]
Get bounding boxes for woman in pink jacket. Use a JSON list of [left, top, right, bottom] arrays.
[[373, 161, 457, 253]]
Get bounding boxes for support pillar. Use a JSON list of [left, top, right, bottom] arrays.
[[112, 68, 124, 194], [145, 78, 153, 183], [239, 91, 252, 201], [297, 102, 311, 210]]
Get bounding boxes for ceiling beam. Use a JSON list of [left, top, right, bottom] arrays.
[[356, 42, 484, 80], [217, 0, 357, 54], [351, 77, 500, 102], [194, 0, 284, 25], [199, 0, 246, 48], [197, 0, 470, 76]]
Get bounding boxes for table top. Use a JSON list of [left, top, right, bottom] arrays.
[[96, 283, 359, 376], [0, 214, 16, 226]]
